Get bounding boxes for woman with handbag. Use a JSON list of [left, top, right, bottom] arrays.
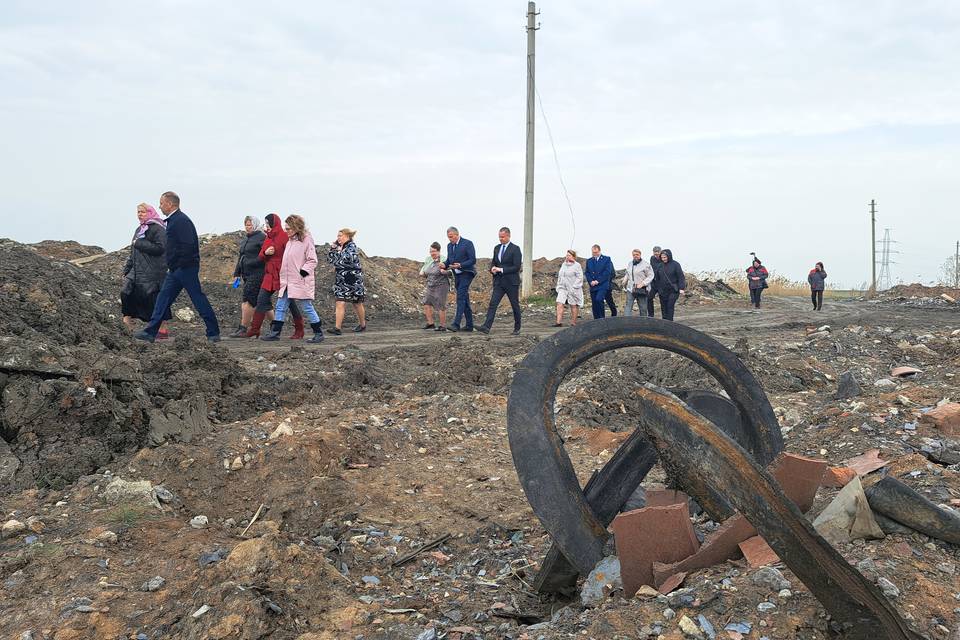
[[746, 256, 769, 309], [621, 249, 654, 316], [122, 203, 171, 337]]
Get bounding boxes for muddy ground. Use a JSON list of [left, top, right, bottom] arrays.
[[1, 240, 959, 639]]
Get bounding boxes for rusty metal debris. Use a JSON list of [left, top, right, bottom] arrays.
[[507, 317, 920, 640]]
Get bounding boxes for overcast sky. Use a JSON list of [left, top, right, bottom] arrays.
[[2, 1, 959, 287]]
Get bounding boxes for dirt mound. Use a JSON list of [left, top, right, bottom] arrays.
[[882, 283, 960, 299], [28, 239, 105, 261], [0, 239, 125, 349]]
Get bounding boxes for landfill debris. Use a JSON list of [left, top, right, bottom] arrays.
[[813, 476, 885, 544]]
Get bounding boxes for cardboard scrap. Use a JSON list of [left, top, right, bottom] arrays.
[[813, 476, 884, 544]]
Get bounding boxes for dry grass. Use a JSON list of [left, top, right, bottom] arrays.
[[700, 269, 863, 299]]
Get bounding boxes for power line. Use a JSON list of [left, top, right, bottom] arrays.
[[534, 85, 577, 249], [876, 228, 899, 290]]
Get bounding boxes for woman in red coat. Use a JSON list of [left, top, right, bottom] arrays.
[[244, 213, 303, 338]]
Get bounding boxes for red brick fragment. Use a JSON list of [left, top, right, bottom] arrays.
[[920, 403, 960, 436], [739, 536, 779, 567], [841, 449, 889, 477], [645, 489, 689, 508], [657, 572, 687, 595], [822, 466, 857, 488], [651, 452, 825, 586], [612, 504, 699, 597]]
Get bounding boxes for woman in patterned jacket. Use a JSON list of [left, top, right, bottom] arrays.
[[328, 228, 367, 335]]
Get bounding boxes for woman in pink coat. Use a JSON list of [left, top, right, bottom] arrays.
[[261, 215, 325, 343]]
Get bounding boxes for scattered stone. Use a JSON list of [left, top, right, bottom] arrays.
[[835, 371, 861, 399], [878, 577, 900, 598], [189, 515, 209, 529], [757, 602, 777, 612], [154, 486, 175, 503], [663, 607, 676, 620], [581, 555, 622, 607], [415, 630, 438, 640], [269, 422, 294, 439], [697, 614, 716, 639], [175, 307, 195, 323], [751, 567, 790, 592], [875, 379, 897, 389], [2, 519, 26, 538], [25, 516, 44, 533], [678, 615, 703, 638], [101, 477, 161, 510], [724, 622, 752, 635], [96, 530, 118, 544], [936, 563, 956, 575], [778, 589, 792, 598], [192, 604, 211, 618], [921, 403, 960, 436], [891, 366, 923, 378], [140, 576, 165, 592], [199, 548, 227, 567], [362, 575, 381, 585]]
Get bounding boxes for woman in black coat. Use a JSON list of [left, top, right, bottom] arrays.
[[227, 215, 270, 337], [122, 203, 171, 336]]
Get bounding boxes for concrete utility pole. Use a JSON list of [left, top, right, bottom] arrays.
[[954, 240, 959, 288], [869, 199, 877, 295], [522, 1, 538, 299]]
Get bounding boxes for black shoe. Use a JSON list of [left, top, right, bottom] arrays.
[[476, 326, 490, 334], [552, 323, 563, 327], [447, 326, 460, 332], [330, 327, 342, 336], [462, 326, 474, 332], [435, 326, 445, 332], [207, 335, 221, 343], [134, 330, 155, 343], [422, 324, 434, 329], [512, 328, 521, 335], [261, 321, 284, 341], [353, 324, 366, 333], [307, 321, 324, 343], [227, 325, 247, 338]]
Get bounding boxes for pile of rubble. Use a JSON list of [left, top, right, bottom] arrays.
[[875, 284, 960, 308]]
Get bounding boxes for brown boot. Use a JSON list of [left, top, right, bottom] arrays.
[[244, 311, 266, 338], [290, 316, 305, 339]]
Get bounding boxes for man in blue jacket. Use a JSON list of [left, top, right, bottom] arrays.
[[585, 244, 614, 319], [135, 191, 221, 342], [477, 227, 522, 335], [442, 226, 476, 332]]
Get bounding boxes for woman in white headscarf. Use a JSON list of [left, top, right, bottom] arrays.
[[227, 215, 271, 338]]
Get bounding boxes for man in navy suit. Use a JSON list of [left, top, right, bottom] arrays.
[[477, 227, 522, 335], [584, 244, 615, 319], [443, 226, 476, 332]]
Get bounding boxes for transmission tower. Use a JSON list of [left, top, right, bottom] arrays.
[[876, 228, 898, 290]]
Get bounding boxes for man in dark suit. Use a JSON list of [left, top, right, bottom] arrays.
[[477, 227, 522, 335], [584, 244, 615, 319], [442, 226, 477, 332], [134, 191, 221, 342]]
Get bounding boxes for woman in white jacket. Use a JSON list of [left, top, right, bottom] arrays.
[[555, 250, 584, 327], [621, 249, 654, 316]]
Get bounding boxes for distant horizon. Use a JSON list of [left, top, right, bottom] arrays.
[[3, 3, 958, 289], [12, 229, 919, 291]]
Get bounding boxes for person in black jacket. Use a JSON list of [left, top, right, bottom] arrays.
[[227, 216, 270, 338], [477, 227, 522, 335], [647, 246, 662, 317], [122, 203, 171, 336], [652, 249, 686, 321], [135, 191, 221, 342]]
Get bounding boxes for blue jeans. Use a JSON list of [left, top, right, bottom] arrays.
[[589, 286, 610, 319], [144, 267, 220, 337], [275, 291, 320, 324], [624, 289, 647, 316], [453, 272, 475, 329]]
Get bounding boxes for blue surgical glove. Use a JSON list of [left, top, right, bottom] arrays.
[[232, 277, 241, 289]]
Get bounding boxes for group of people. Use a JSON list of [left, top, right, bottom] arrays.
[[417, 226, 524, 334], [121, 193, 831, 345], [122, 192, 368, 344], [552, 245, 687, 325]]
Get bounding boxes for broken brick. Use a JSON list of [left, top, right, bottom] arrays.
[[644, 489, 689, 508], [842, 449, 890, 477], [651, 452, 824, 586], [657, 572, 687, 595], [612, 503, 699, 597], [920, 403, 960, 437], [822, 466, 857, 488], [739, 536, 780, 567]]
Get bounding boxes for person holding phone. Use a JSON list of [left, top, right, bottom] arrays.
[[328, 228, 367, 335], [808, 261, 827, 310]]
